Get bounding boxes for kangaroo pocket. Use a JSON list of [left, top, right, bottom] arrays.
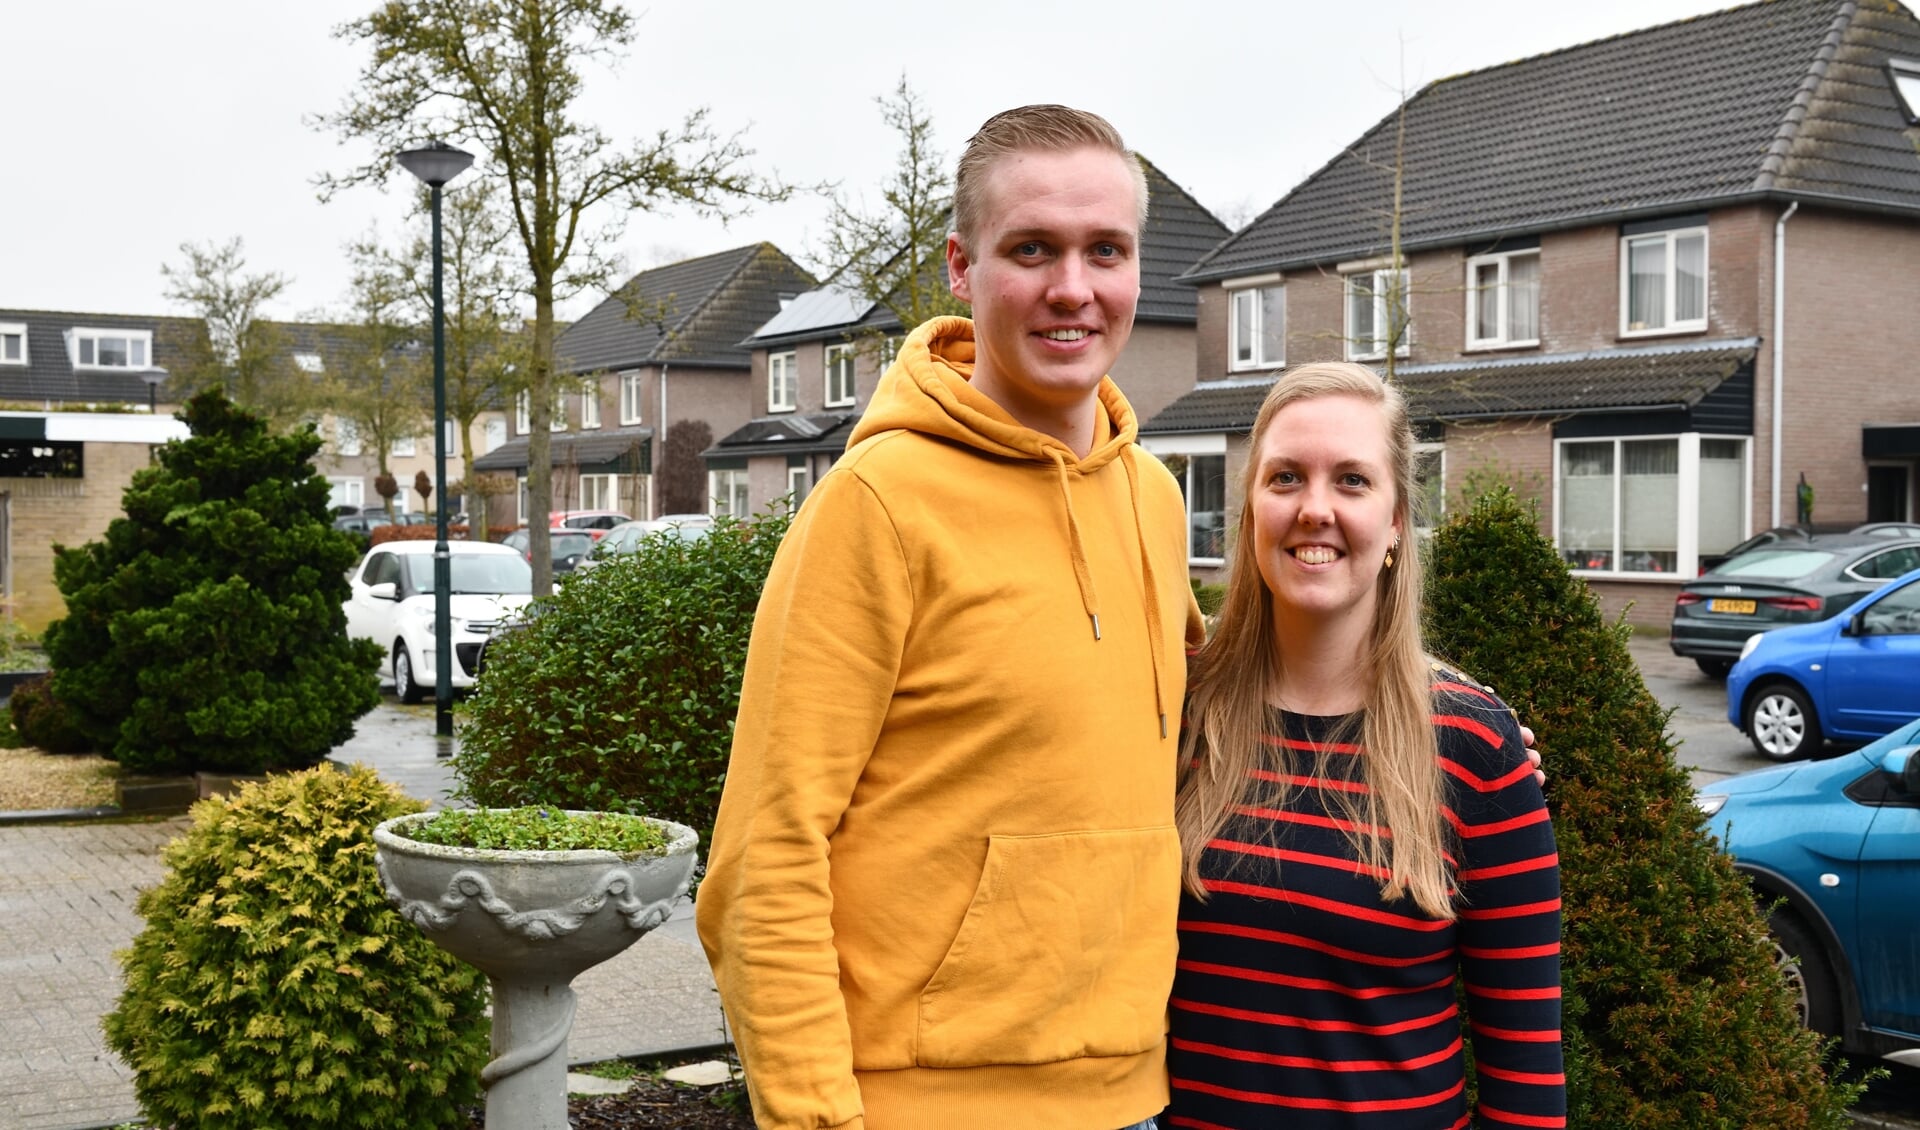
[[915, 825, 1180, 1068]]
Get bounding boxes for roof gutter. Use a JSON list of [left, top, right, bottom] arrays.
[[1771, 201, 1800, 527]]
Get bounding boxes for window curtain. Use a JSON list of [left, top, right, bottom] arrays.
[[1621, 439, 1679, 571], [1697, 439, 1745, 555], [1628, 238, 1666, 329], [1259, 286, 1285, 365], [1674, 233, 1706, 324], [1559, 442, 1615, 567], [1508, 255, 1540, 341]]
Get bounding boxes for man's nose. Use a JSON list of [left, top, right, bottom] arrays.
[[1046, 255, 1093, 308]]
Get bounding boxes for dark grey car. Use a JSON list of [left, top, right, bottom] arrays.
[[1671, 535, 1920, 677]]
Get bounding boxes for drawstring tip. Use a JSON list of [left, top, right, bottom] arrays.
[[1159, 713, 1168, 739], [1090, 613, 1102, 640]]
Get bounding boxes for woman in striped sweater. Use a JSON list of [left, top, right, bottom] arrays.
[[1167, 363, 1564, 1130]]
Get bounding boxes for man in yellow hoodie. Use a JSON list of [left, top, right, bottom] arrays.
[[698, 105, 1204, 1129]]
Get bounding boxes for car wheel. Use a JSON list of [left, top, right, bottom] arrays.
[[1768, 908, 1842, 1037], [1694, 657, 1734, 679], [394, 644, 424, 705], [1746, 682, 1821, 761]]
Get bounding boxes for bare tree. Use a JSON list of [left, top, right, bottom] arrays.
[[160, 238, 306, 428]]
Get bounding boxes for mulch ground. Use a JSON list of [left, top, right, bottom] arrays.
[[459, 1071, 754, 1129]]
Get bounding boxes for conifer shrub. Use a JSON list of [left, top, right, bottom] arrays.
[[1424, 487, 1861, 1128], [8, 673, 92, 754], [453, 509, 790, 854], [44, 391, 384, 775], [103, 763, 488, 1129]]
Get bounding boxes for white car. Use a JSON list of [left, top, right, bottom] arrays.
[[343, 541, 533, 702]]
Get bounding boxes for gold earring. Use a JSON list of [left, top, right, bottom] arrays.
[[1385, 540, 1399, 570]]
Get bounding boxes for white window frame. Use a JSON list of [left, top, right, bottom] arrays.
[[1413, 442, 1446, 534], [768, 351, 797, 413], [709, 468, 751, 518], [580, 387, 601, 429], [327, 477, 365, 509], [1225, 276, 1284, 371], [484, 417, 507, 453], [1343, 268, 1410, 361], [786, 464, 810, 508], [69, 327, 153, 370], [293, 352, 324, 373], [392, 434, 417, 457], [1, 323, 28, 366], [1553, 433, 1751, 578], [579, 473, 621, 510], [1464, 250, 1541, 350], [619, 370, 644, 425], [1141, 435, 1230, 565], [335, 419, 362, 458], [1620, 227, 1708, 337], [515, 390, 566, 433], [824, 343, 856, 408]]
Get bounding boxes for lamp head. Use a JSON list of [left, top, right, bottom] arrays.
[[140, 366, 168, 388], [396, 141, 475, 188]]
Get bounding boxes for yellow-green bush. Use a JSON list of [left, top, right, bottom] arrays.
[[103, 764, 488, 1128]]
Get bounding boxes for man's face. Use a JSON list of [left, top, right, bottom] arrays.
[[946, 146, 1141, 424]]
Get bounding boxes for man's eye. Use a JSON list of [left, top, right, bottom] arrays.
[[1014, 241, 1044, 257], [1094, 242, 1121, 258]]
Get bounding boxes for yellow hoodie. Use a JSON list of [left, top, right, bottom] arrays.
[[698, 317, 1205, 1130]]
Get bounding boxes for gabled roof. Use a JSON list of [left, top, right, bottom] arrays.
[[1183, 0, 1920, 283], [1141, 338, 1760, 434], [556, 244, 817, 374], [0, 308, 192, 404]]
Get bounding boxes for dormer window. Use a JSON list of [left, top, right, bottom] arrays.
[[1889, 58, 1920, 123], [0, 324, 26, 365], [70, 328, 151, 370], [294, 353, 325, 373]]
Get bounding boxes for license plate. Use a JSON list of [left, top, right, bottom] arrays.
[[1710, 598, 1757, 614]]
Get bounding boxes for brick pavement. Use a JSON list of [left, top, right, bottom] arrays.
[[0, 701, 725, 1130]]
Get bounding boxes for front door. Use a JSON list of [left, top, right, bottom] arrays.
[[1868, 463, 1914, 523]]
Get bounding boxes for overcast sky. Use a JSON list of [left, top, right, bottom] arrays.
[[3, 0, 1737, 323]]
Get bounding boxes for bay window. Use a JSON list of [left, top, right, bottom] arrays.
[[1557, 434, 1748, 575]]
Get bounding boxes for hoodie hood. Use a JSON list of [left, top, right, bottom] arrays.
[[848, 316, 1138, 470]]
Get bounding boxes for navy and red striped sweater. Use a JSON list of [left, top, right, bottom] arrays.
[[1167, 680, 1564, 1130]]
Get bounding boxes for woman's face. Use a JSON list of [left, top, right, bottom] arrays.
[[1248, 393, 1402, 633]]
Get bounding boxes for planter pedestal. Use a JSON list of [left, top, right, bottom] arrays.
[[374, 812, 698, 1130]]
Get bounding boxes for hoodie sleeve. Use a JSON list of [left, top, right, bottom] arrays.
[[696, 466, 911, 1130]]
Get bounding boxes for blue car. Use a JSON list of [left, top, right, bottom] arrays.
[[1695, 722, 1920, 1064], [1727, 566, 1920, 761]]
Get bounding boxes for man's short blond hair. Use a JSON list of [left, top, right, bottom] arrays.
[[952, 105, 1150, 255]]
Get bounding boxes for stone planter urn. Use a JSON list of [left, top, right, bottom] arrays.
[[374, 810, 699, 1130]]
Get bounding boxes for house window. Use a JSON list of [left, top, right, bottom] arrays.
[[515, 390, 568, 433], [710, 468, 751, 517], [71, 327, 152, 369], [580, 473, 622, 510], [0, 324, 26, 365], [768, 351, 797, 413], [1145, 442, 1229, 563], [581, 388, 601, 429], [882, 336, 903, 369], [336, 419, 362, 457], [294, 352, 324, 373], [786, 464, 810, 507], [1344, 269, 1409, 360], [484, 418, 506, 453], [1465, 250, 1540, 349], [327, 477, 365, 509], [1228, 283, 1285, 371], [824, 344, 856, 407], [1887, 57, 1920, 123], [1414, 443, 1445, 532], [1621, 227, 1707, 335], [1558, 435, 1747, 576], [620, 371, 644, 424], [392, 434, 417, 457]]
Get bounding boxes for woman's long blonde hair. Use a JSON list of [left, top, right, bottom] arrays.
[[1175, 362, 1454, 918]]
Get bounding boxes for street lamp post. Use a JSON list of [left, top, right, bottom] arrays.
[[140, 367, 168, 413], [397, 140, 475, 741]]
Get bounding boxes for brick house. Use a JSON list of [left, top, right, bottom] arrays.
[[1146, 0, 1920, 624], [707, 158, 1231, 516], [476, 243, 816, 522]]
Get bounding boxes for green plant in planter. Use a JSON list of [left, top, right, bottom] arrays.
[[1424, 487, 1861, 1128], [403, 806, 673, 854], [455, 508, 790, 857], [103, 763, 489, 1129]]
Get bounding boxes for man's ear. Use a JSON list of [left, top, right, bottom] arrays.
[[946, 232, 972, 303]]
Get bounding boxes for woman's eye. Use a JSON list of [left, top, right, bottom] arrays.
[[1341, 473, 1370, 488], [1270, 470, 1298, 486]]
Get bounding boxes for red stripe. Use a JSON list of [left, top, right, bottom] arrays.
[[1466, 983, 1563, 1001], [1166, 1117, 1237, 1130], [1172, 1074, 1466, 1112], [1460, 897, 1561, 920], [1171, 996, 1457, 1037], [1460, 941, 1561, 960], [1178, 918, 1451, 968], [1460, 853, 1559, 881], [1235, 805, 1387, 837], [1454, 807, 1552, 837], [1208, 836, 1393, 881], [1470, 1021, 1563, 1043], [1172, 1034, 1461, 1073], [1434, 680, 1496, 703], [1263, 732, 1363, 754], [1203, 880, 1450, 931], [1477, 1103, 1567, 1127], [1440, 752, 1535, 792], [1249, 766, 1372, 794], [1178, 958, 1454, 1000], [1477, 1063, 1567, 1086], [1435, 713, 1505, 752]]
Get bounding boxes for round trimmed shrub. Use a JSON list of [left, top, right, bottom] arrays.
[[103, 763, 489, 1129], [1425, 486, 1861, 1128], [453, 509, 790, 855], [9, 673, 91, 754]]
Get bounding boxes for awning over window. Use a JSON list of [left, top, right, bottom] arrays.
[[1863, 424, 1920, 459], [471, 424, 654, 474]]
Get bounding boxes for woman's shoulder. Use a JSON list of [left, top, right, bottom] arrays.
[[1427, 662, 1527, 767]]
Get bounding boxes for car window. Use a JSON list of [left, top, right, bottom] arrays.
[[404, 553, 533, 595], [1853, 546, 1920, 580], [367, 552, 401, 587], [1718, 549, 1835, 579], [1859, 583, 1920, 636], [552, 533, 595, 557]]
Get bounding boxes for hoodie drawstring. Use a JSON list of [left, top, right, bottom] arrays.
[[1121, 448, 1170, 740], [1050, 450, 1103, 641]]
